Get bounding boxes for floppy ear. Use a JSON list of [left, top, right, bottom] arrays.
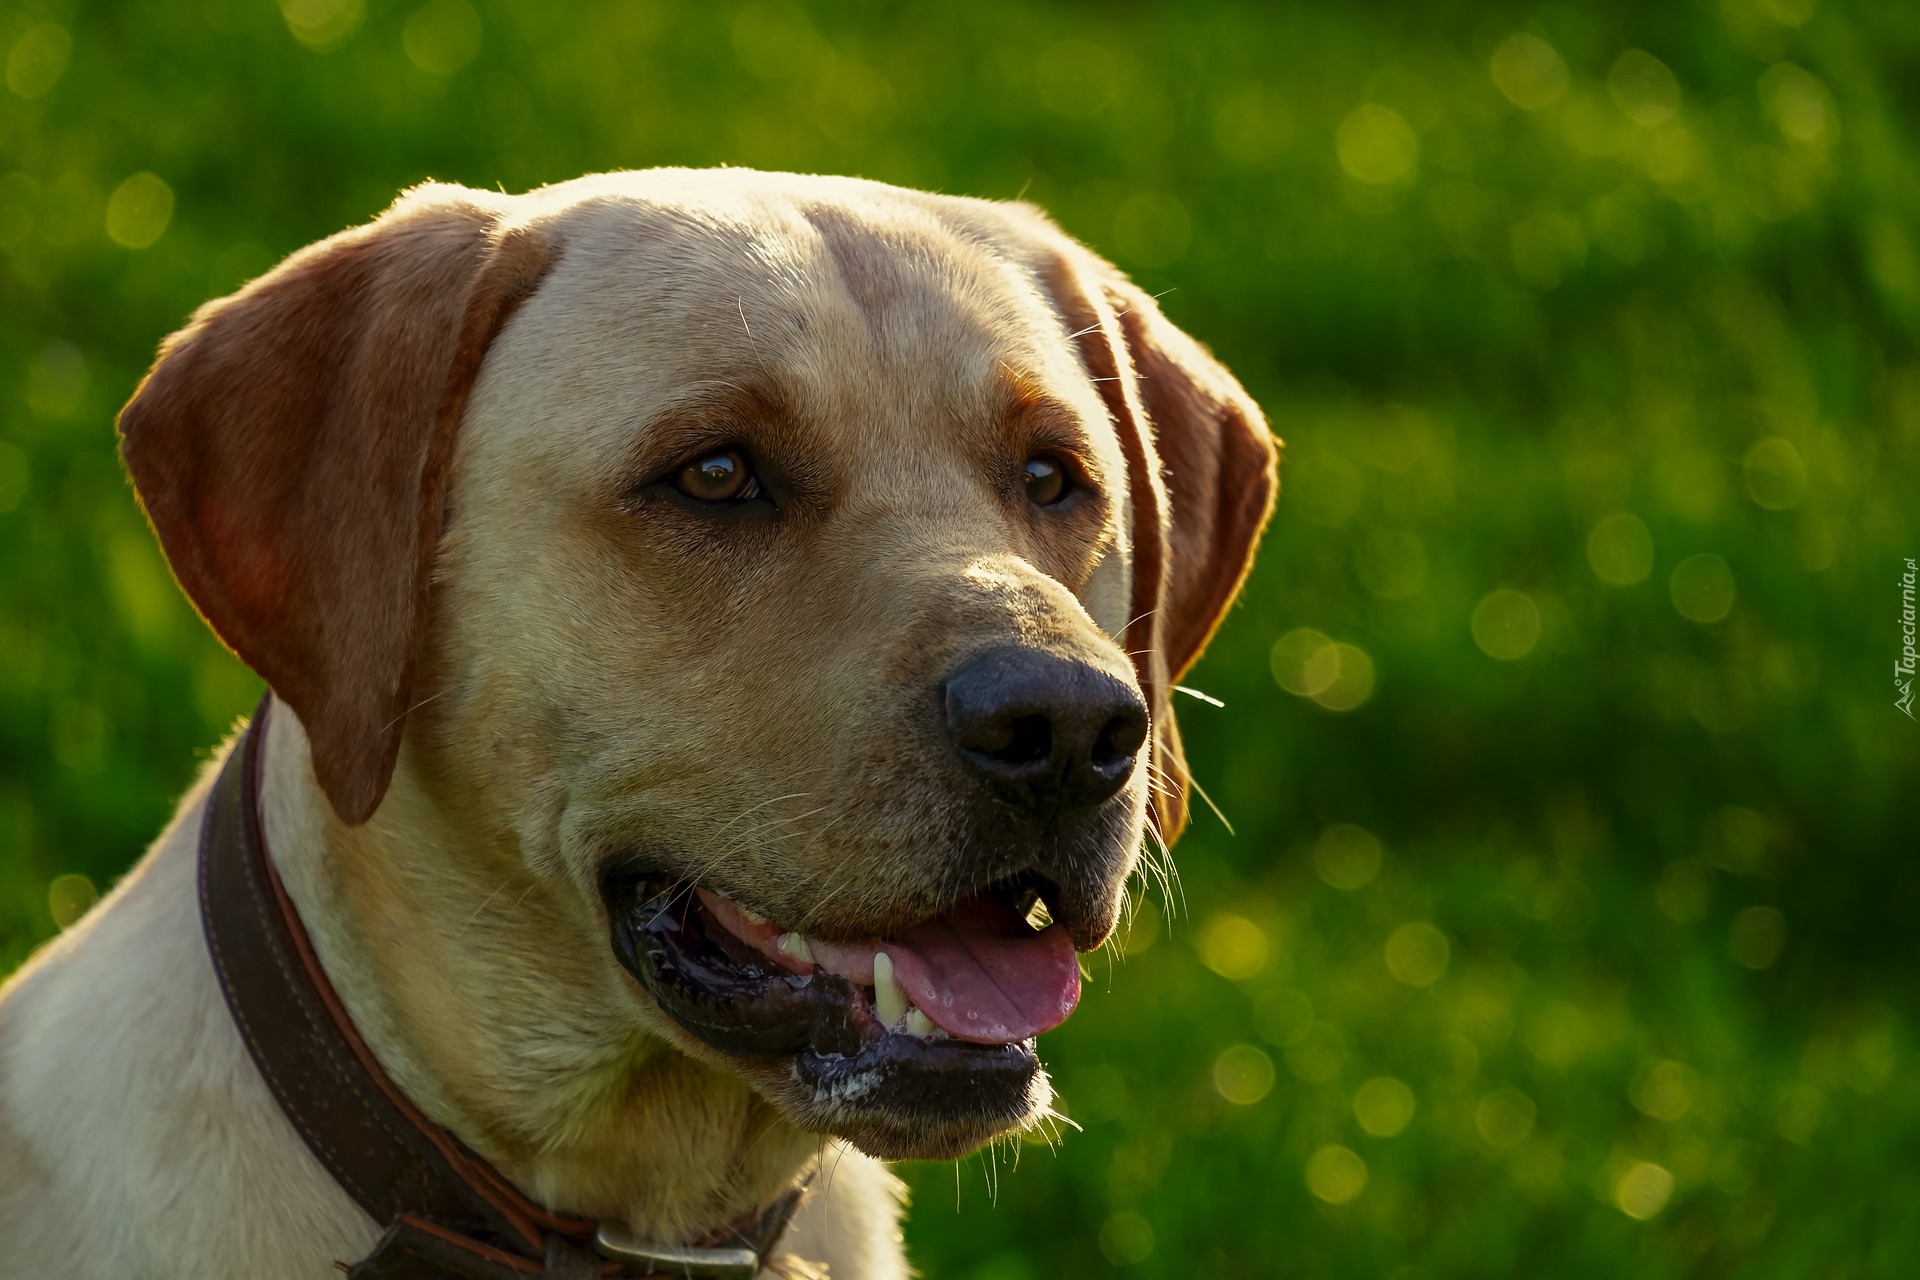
[[1099, 272, 1279, 844], [118, 184, 553, 825], [1008, 220, 1278, 845]]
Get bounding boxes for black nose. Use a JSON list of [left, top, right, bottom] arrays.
[[944, 646, 1149, 816]]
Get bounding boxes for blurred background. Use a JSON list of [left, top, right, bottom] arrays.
[[4, 0, 1918, 1275]]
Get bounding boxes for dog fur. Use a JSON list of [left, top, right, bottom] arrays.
[[0, 169, 1275, 1278]]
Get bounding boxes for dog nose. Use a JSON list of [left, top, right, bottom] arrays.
[[944, 646, 1149, 815]]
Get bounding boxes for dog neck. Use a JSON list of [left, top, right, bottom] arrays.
[[255, 701, 820, 1244]]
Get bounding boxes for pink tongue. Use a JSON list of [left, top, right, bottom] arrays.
[[884, 899, 1081, 1045]]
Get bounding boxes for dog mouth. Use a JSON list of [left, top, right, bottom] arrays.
[[600, 867, 1081, 1132]]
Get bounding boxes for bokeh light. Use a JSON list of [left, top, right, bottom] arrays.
[[1630, 1059, 1699, 1121], [1586, 513, 1655, 585], [403, 0, 483, 76], [104, 174, 174, 249], [5, 22, 68, 98], [1213, 1043, 1276, 1106], [278, 0, 363, 51], [1609, 51, 1681, 127], [1311, 644, 1376, 711], [1490, 34, 1569, 112], [1306, 1145, 1369, 1204], [1271, 629, 1375, 710], [1475, 1088, 1538, 1148], [1669, 553, 1737, 623], [1313, 824, 1383, 890], [1200, 913, 1269, 980], [1271, 628, 1333, 696], [45, 872, 95, 930], [1353, 1076, 1417, 1137], [1471, 590, 1541, 660], [1097, 1212, 1154, 1266], [1385, 922, 1451, 987], [1336, 105, 1418, 186], [1613, 1162, 1675, 1220]]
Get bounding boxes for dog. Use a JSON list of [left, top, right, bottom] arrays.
[[0, 168, 1275, 1278]]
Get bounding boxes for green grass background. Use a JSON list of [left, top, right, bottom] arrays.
[[4, 1, 1918, 1275]]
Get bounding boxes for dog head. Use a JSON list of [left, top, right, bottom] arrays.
[[119, 170, 1276, 1161]]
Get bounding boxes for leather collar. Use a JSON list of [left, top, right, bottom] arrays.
[[199, 697, 807, 1278]]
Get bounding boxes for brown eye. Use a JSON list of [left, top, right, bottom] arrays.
[[675, 449, 758, 503], [1024, 454, 1070, 506]]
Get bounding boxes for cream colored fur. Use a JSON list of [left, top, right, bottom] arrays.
[[0, 168, 1273, 1277], [0, 717, 904, 1278]]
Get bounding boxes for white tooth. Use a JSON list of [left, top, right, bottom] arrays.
[[905, 1008, 935, 1037], [738, 905, 769, 926], [777, 933, 814, 965], [873, 951, 907, 1028]]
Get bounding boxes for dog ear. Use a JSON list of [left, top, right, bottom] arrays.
[[1097, 272, 1279, 845], [1011, 223, 1278, 846], [118, 184, 553, 825]]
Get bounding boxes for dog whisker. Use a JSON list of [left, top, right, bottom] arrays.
[[1144, 755, 1231, 836], [708, 791, 815, 841], [737, 295, 769, 377], [462, 872, 528, 931], [699, 803, 835, 870], [787, 873, 865, 936], [822, 1140, 851, 1198], [506, 878, 543, 915], [380, 687, 448, 735], [672, 801, 836, 899]]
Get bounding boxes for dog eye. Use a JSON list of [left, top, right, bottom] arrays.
[[675, 449, 760, 504], [1023, 454, 1071, 507]]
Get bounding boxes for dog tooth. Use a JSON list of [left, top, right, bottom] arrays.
[[904, 1007, 936, 1037], [776, 932, 814, 965], [738, 904, 769, 926], [873, 951, 907, 1028]]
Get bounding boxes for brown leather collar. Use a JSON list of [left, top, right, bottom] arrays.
[[199, 697, 807, 1278]]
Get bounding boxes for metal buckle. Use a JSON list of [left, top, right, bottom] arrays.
[[594, 1223, 761, 1279]]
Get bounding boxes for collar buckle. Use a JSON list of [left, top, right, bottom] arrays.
[[595, 1224, 760, 1279]]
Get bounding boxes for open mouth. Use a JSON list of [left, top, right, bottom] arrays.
[[601, 868, 1082, 1128]]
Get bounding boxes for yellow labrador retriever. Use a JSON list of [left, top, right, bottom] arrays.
[[0, 168, 1274, 1278]]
